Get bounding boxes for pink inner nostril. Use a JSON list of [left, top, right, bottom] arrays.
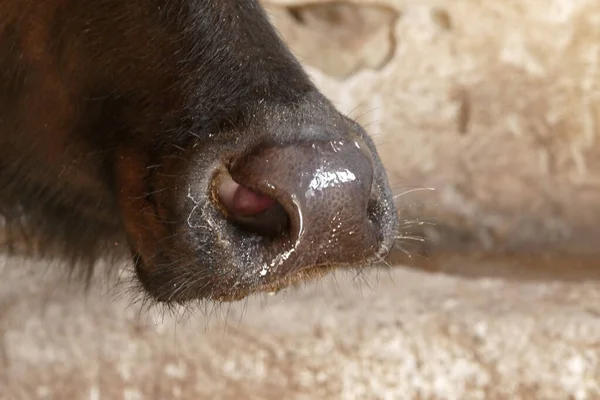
[[218, 177, 277, 217]]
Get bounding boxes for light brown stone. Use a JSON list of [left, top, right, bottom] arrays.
[[1, 256, 600, 399]]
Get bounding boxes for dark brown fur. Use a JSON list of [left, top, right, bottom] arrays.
[[0, 0, 399, 304]]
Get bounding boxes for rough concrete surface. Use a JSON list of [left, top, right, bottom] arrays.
[[1, 255, 600, 400]]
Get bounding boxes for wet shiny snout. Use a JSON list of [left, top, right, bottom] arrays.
[[213, 139, 382, 280]]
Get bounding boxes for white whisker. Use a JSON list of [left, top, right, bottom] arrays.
[[393, 187, 436, 199]]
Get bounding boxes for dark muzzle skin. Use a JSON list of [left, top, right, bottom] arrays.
[[0, 0, 400, 303]]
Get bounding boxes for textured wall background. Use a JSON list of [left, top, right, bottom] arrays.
[[2, 1, 600, 399]]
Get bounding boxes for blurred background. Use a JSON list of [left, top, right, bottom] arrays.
[[2, 0, 600, 398]]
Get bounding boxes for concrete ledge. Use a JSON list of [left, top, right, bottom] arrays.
[[1, 256, 599, 399]]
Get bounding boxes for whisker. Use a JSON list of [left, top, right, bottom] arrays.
[[346, 106, 378, 123], [395, 235, 427, 243], [374, 252, 392, 269], [393, 187, 436, 199], [392, 245, 413, 259]]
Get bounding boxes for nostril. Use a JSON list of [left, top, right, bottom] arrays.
[[367, 197, 377, 219], [216, 173, 290, 238], [367, 195, 385, 234], [218, 177, 276, 216]]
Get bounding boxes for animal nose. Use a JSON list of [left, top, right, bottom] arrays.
[[214, 139, 380, 276]]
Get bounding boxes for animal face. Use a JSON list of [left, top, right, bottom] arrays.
[[0, 0, 399, 303]]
